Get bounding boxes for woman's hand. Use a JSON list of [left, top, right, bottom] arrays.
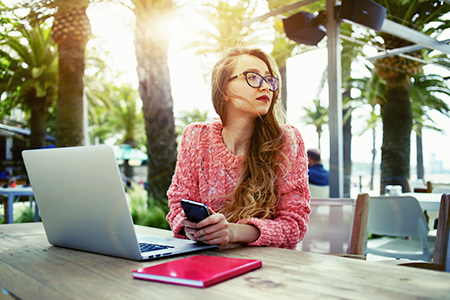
[[180, 210, 260, 245], [181, 211, 231, 244]]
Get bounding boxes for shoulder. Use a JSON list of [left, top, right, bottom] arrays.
[[183, 120, 221, 135], [280, 124, 305, 155], [180, 120, 222, 149], [183, 121, 209, 135], [281, 124, 301, 138], [182, 121, 215, 140]]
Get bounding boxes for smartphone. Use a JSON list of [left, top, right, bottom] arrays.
[[181, 199, 211, 223]]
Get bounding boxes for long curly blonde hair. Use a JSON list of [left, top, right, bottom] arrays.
[[211, 48, 288, 223]]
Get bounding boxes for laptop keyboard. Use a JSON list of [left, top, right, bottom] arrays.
[[139, 242, 175, 253]]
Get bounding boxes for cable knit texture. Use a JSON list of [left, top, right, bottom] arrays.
[[166, 120, 311, 249]]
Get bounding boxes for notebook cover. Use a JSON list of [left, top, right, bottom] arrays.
[[132, 255, 262, 288]]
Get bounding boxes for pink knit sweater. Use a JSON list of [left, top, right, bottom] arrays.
[[166, 120, 311, 249]]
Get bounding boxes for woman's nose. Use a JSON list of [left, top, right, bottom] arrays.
[[259, 79, 270, 90]]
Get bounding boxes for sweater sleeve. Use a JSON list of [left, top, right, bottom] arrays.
[[238, 126, 311, 249], [166, 123, 202, 239]]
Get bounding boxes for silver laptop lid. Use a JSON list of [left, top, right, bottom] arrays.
[[22, 145, 143, 260]]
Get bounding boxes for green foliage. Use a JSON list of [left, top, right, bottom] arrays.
[[0, 203, 38, 224], [186, 0, 262, 59], [301, 99, 328, 149], [374, 0, 450, 32], [0, 22, 58, 113], [0, 24, 58, 109], [85, 64, 146, 148], [410, 71, 450, 133], [127, 182, 170, 229], [175, 108, 209, 137], [14, 206, 37, 223], [0, 18, 58, 148], [0, 1, 18, 31], [268, 0, 326, 67]]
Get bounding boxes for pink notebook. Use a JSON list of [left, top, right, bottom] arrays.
[[132, 255, 262, 288]]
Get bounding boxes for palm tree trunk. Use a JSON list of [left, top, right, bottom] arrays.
[[416, 127, 424, 179], [343, 107, 351, 197], [380, 74, 412, 194], [317, 130, 321, 151], [124, 160, 134, 180], [28, 94, 49, 149], [55, 38, 86, 147], [134, 3, 177, 203], [51, 4, 91, 147], [370, 127, 376, 190]]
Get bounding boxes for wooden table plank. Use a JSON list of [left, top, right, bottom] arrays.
[[1, 223, 450, 299]]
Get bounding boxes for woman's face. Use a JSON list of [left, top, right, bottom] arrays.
[[224, 54, 274, 122]]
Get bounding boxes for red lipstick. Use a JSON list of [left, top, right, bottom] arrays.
[[257, 95, 270, 103]]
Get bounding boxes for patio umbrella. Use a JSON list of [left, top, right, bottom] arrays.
[[113, 144, 148, 161]]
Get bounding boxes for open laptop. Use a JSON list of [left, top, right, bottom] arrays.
[[22, 145, 216, 261]]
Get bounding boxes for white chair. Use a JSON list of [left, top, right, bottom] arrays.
[[365, 196, 435, 261], [309, 184, 329, 198], [298, 193, 369, 256], [399, 194, 450, 272]]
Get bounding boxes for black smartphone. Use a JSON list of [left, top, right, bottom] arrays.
[[181, 199, 211, 223]]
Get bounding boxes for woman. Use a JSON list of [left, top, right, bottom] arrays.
[[166, 48, 310, 249]]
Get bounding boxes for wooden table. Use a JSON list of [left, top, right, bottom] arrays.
[[0, 187, 37, 224], [1, 223, 450, 299]]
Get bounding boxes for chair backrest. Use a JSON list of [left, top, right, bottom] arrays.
[[433, 194, 450, 271], [399, 194, 450, 272], [367, 196, 429, 238], [309, 184, 330, 198], [298, 193, 369, 255]]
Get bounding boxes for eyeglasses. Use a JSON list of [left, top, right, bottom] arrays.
[[228, 71, 279, 92]]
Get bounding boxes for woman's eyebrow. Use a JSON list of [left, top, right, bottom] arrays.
[[244, 68, 271, 75]]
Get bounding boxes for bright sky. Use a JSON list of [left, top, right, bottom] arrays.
[[85, 1, 450, 174]]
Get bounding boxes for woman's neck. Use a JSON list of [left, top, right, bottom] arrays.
[[221, 119, 254, 156]]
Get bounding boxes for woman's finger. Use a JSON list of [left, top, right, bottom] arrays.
[[181, 219, 198, 229], [196, 213, 225, 228]]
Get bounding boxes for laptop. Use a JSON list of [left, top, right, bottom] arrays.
[[22, 145, 216, 260]]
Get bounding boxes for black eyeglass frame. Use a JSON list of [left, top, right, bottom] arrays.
[[228, 71, 279, 92]]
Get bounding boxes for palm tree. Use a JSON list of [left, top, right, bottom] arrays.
[[175, 108, 209, 137], [270, 0, 364, 196], [267, 0, 325, 111], [131, 0, 178, 203], [348, 65, 386, 190], [339, 24, 367, 196], [301, 20, 364, 196], [0, 24, 58, 149], [186, 0, 262, 81], [21, 0, 92, 147], [302, 99, 328, 151], [371, 0, 450, 193], [410, 71, 450, 179], [50, 1, 91, 147], [110, 84, 144, 147], [189, 0, 260, 56], [350, 62, 450, 189], [110, 83, 145, 179], [87, 105, 113, 145], [85, 79, 146, 178]]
